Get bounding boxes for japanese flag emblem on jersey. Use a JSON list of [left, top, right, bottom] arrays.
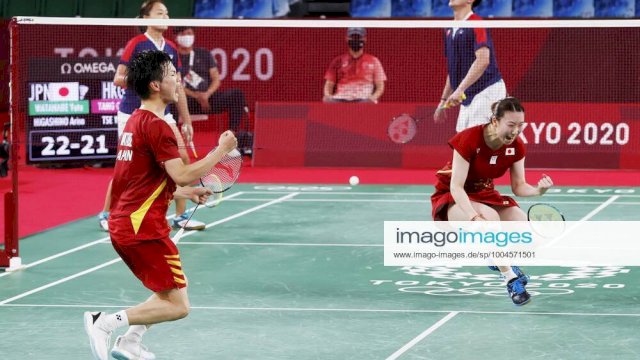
[[506, 147, 515, 156]]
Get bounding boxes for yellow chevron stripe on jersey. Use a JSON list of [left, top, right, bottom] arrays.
[[166, 260, 182, 267], [130, 179, 167, 234], [170, 267, 184, 276]]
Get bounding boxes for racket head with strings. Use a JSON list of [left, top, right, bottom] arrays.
[[199, 147, 242, 207], [527, 203, 566, 238], [388, 113, 418, 144], [200, 173, 224, 208]]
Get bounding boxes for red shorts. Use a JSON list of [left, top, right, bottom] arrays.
[[111, 237, 187, 293], [431, 188, 519, 221]]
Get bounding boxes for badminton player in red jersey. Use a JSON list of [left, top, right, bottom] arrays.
[[431, 97, 553, 306], [83, 50, 237, 360]]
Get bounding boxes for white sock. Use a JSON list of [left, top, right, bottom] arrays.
[[124, 325, 148, 343], [501, 269, 518, 282], [101, 310, 129, 332]]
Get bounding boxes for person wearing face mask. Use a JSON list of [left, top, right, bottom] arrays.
[[97, 0, 207, 236], [430, 97, 554, 306], [323, 28, 387, 103], [434, 0, 507, 133], [174, 26, 252, 154]]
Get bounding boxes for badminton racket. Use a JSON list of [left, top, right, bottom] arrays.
[[171, 148, 242, 244]]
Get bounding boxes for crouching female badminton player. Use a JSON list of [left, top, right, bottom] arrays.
[[431, 97, 554, 306]]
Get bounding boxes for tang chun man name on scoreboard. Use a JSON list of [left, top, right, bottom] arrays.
[[25, 57, 122, 164]]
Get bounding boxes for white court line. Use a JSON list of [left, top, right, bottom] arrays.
[[224, 198, 640, 205], [178, 241, 382, 247], [0, 192, 245, 279], [386, 312, 459, 360], [1, 304, 639, 317], [0, 193, 297, 304], [577, 195, 620, 221], [223, 198, 428, 203], [544, 195, 620, 249], [1, 190, 633, 278], [180, 192, 298, 238], [0, 259, 121, 305], [247, 191, 640, 198]]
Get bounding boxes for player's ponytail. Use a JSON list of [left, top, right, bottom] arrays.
[[491, 97, 525, 120]]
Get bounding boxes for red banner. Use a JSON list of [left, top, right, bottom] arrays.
[[254, 102, 640, 169]]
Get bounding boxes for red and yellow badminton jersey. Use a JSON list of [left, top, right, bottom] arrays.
[[431, 124, 525, 220], [324, 53, 387, 100], [109, 109, 181, 242]]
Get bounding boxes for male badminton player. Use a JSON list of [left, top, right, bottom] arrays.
[[434, 0, 507, 132], [84, 50, 237, 360], [431, 97, 553, 305]]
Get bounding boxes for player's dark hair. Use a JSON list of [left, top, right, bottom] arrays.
[[126, 50, 172, 100], [491, 97, 525, 119], [137, 0, 165, 33], [472, 0, 482, 8]]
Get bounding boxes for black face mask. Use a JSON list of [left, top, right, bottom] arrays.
[[348, 39, 365, 52]]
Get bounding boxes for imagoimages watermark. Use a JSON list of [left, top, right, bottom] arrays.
[[383, 221, 640, 266]]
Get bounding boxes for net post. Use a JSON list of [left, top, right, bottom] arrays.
[[2, 19, 21, 271]]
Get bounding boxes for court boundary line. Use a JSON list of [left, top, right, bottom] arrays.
[[0, 192, 245, 278], [0, 193, 298, 304], [0, 259, 122, 305], [2, 191, 633, 278], [245, 191, 640, 198], [544, 195, 619, 249], [1, 304, 639, 317], [214, 198, 640, 205], [577, 195, 620, 221], [178, 242, 383, 247], [386, 311, 459, 360]]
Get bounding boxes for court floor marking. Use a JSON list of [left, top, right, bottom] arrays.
[[0, 193, 298, 304], [577, 195, 620, 221], [245, 191, 640, 198], [386, 311, 459, 360], [0, 259, 122, 305], [219, 198, 640, 205], [1, 304, 639, 318], [177, 241, 383, 247], [1, 191, 632, 279], [180, 192, 299, 238], [544, 195, 619, 249], [0, 192, 245, 279]]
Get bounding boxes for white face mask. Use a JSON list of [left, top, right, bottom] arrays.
[[176, 34, 194, 48]]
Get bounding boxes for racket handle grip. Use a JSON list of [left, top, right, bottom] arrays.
[[189, 141, 198, 158], [439, 93, 467, 110], [172, 228, 185, 244]]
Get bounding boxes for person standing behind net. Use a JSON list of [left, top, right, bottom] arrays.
[[323, 27, 387, 103], [431, 97, 554, 306], [97, 0, 206, 232], [434, 0, 507, 132], [84, 50, 237, 360], [173, 26, 253, 154]]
